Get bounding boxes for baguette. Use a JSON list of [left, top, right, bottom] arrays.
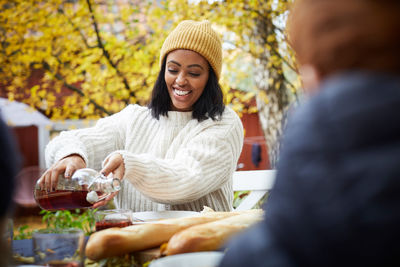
[[164, 210, 264, 255], [85, 211, 247, 260]]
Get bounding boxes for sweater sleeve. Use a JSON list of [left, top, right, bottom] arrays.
[[44, 105, 135, 170], [116, 110, 244, 205]]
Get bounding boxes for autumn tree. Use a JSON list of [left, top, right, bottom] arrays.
[[199, 0, 299, 168], [0, 0, 299, 167], [1, 0, 163, 119]]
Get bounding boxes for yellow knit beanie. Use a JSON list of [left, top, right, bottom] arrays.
[[160, 20, 222, 80]]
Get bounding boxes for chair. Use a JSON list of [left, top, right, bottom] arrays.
[[232, 169, 276, 211], [13, 166, 45, 208]]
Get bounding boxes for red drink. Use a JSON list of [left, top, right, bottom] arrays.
[[95, 220, 132, 231], [45, 260, 81, 267], [34, 168, 122, 211], [34, 189, 94, 211]]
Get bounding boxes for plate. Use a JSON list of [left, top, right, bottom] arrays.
[[149, 251, 224, 267], [131, 210, 199, 223]]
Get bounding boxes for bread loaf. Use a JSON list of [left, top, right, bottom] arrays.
[[164, 210, 264, 255], [85, 211, 245, 260]]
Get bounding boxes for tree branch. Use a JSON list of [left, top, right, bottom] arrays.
[[58, 7, 98, 49], [223, 40, 297, 92], [42, 61, 112, 116], [86, 0, 134, 102], [242, 5, 297, 73]]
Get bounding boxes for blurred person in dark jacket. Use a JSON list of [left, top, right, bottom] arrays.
[[219, 0, 400, 266], [0, 115, 20, 266]]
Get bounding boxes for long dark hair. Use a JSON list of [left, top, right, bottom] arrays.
[[149, 58, 225, 122]]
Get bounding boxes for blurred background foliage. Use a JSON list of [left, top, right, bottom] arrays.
[[0, 0, 300, 167]]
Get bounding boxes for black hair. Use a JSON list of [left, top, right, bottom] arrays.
[[149, 58, 225, 122]]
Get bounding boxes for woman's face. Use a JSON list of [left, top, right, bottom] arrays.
[[165, 49, 210, 111]]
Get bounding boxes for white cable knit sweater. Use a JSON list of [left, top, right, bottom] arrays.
[[45, 104, 244, 212]]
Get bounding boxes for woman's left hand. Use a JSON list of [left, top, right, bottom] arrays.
[[101, 153, 125, 180], [93, 153, 125, 208]]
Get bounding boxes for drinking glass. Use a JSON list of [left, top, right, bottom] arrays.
[[94, 209, 133, 231], [33, 228, 84, 267]]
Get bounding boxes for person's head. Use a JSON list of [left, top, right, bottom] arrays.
[[149, 20, 224, 121], [288, 0, 400, 92]]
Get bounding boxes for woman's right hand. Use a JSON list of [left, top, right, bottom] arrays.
[[38, 154, 86, 191]]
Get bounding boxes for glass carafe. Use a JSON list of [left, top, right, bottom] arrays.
[[34, 168, 121, 211]]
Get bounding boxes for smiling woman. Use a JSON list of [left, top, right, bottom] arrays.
[[164, 50, 209, 112], [150, 20, 224, 121], [39, 20, 244, 213]]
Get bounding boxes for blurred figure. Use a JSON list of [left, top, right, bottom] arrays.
[[0, 115, 20, 266], [220, 0, 400, 266]]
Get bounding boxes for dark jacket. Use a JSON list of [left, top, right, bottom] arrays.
[[0, 115, 19, 217], [219, 72, 400, 267]]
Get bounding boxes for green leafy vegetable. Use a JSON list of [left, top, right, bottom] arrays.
[[40, 208, 97, 235]]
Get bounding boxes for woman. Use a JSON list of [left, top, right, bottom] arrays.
[[39, 20, 244, 212]]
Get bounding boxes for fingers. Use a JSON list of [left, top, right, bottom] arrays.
[[92, 200, 107, 209], [112, 166, 125, 180], [37, 164, 65, 192], [92, 192, 119, 209], [64, 163, 80, 180], [105, 191, 118, 201], [49, 166, 65, 191], [38, 170, 50, 191], [64, 165, 75, 178], [101, 154, 125, 179], [101, 154, 121, 176], [39, 154, 87, 192]]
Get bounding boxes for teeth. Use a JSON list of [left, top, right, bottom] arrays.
[[174, 89, 190, 96]]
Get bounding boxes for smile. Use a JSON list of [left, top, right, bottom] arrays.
[[174, 88, 191, 96]]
